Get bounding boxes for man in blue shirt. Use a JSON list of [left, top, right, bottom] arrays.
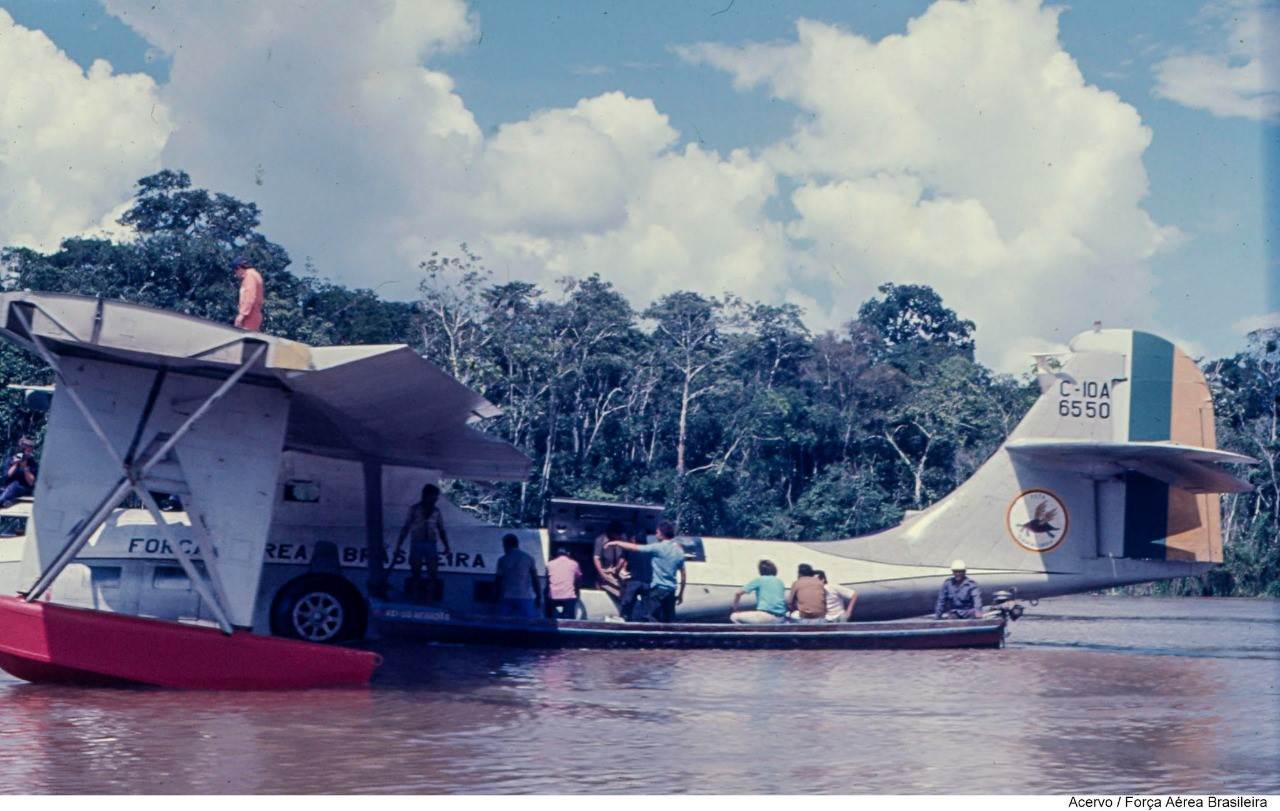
[[730, 559, 788, 624], [495, 534, 541, 619], [605, 520, 686, 622], [934, 560, 983, 619]]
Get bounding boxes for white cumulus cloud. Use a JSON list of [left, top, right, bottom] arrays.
[[470, 93, 678, 234], [2, 0, 1186, 372], [1153, 0, 1280, 121], [1233, 311, 1280, 334], [484, 141, 787, 305], [679, 0, 1180, 369], [100, 0, 484, 293], [97, 0, 785, 307], [0, 8, 170, 252]]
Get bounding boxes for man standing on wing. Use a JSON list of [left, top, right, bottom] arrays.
[[233, 255, 264, 331]]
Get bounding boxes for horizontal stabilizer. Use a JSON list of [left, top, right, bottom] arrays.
[[1006, 439, 1256, 494]]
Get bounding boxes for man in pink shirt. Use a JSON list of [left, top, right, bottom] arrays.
[[544, 547, 582, 620], [233, 256, 264, 331]]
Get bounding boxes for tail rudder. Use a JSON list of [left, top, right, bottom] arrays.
[[1009, 329, 1243, 564]]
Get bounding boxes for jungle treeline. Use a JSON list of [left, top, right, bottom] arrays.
[[2, 172, 1276, 596]]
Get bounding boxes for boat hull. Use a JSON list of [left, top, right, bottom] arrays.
[[372, 603, 1006, 650], [0, 595, 380, 689]]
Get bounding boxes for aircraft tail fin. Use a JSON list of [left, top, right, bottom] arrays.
[[837, 329, 1249, 572], [1001, 329, 1246, 565]]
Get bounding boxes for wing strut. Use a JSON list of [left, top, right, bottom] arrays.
[[14, 304, 266, 634]]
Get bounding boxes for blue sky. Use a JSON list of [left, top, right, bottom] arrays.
[[1, 0, 1275, 368]]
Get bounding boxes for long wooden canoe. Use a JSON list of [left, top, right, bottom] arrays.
[[371, 602, 1005, 650]]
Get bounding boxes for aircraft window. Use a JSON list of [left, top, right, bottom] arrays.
[[679, 537, 706, 563], [155, 493, 183, 512], [152, 566, 192, 591], [23, 389, 52, 412], [92, 566, 122, 589], [0, 515, 27, 537], [121, 491, 182, 510], [284, 480, 321, 503]]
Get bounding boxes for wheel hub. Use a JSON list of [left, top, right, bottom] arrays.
[[292, 591, 344, 642]]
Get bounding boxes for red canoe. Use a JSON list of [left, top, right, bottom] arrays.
[[0, 595, 379, 689]]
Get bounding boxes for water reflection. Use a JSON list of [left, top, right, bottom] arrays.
[[0, 596, 1276, 793]]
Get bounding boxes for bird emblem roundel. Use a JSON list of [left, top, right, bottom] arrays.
[[1006, 489, 1069, 553]]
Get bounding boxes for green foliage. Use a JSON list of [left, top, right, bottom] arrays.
[[1204, 329, 1280, 596], [1, 172, 1274, 596], [857, 282, 976, 374]]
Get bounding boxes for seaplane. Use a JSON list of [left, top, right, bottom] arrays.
[[0, 292, 1254, 687]]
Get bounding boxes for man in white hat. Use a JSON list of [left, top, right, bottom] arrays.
[[933, 560, 982, 619]]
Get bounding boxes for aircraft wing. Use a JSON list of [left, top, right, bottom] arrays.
[[1006, 439, 1256, 494], [0, 291, 530, 481], [286, 345, 530, 480]]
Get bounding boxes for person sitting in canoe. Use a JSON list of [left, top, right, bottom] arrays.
[[815, 570, 857, 622], [729, 560, 788, 624], [786, 563, 827, 622], [933, 560, 983, 619], [604, 520, 685, 622]]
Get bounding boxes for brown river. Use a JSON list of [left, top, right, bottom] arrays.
[[0, 595, 1277, 794]]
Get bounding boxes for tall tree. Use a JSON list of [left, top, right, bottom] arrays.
[[644, 292, 731, 522], [857, 282, 976, 373]]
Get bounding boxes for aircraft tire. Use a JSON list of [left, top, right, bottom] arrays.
[[270, 574, 368, 644]]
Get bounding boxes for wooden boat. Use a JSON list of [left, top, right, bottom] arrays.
[[371, 602, 1006, 650]]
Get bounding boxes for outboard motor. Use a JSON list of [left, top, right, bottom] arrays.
[[987, 589, 1025, 621]]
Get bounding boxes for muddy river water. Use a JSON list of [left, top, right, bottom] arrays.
[[0, 595, 1276, 793]]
